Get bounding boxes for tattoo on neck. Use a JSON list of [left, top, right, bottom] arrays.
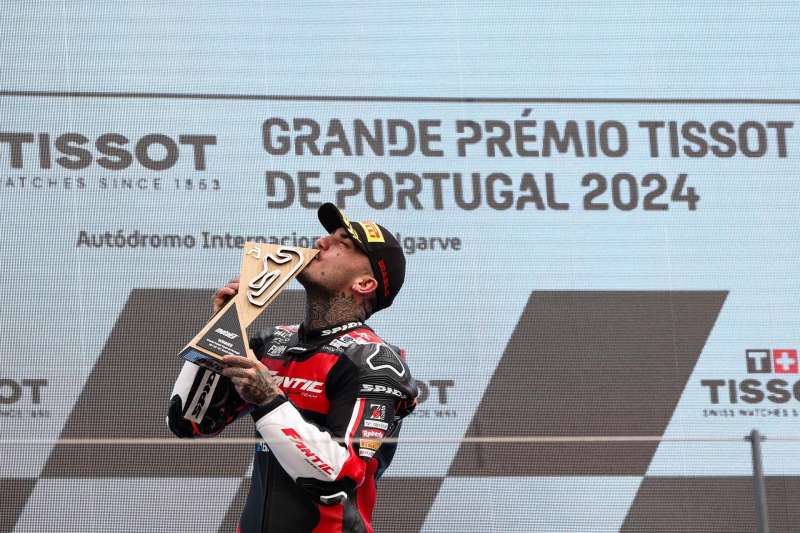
[[304, 292, 366, 332]]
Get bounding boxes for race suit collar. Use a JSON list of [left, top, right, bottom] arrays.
[[285, 321, 370, 356], [300, 321, 366, 341]]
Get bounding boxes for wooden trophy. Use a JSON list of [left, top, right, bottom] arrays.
[[178, 242, 318, 373]]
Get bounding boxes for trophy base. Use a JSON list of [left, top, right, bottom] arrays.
[[180, 347, 234, 374]]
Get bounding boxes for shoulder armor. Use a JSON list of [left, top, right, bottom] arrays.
[[345, 338, 418, 405]]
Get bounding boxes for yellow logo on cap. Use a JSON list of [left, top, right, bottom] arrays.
[[359, 222, 385, 243], [339, 210, 362, 243]]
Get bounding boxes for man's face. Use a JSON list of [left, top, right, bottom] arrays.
[[298, 227, 373, 294]]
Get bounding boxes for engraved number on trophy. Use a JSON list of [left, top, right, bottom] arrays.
[[247, 247, 305, 307]]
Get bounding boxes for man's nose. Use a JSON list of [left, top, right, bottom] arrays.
[[315, 235, 332, 249]]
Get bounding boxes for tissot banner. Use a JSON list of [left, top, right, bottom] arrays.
[[2, 2, 800, 532]]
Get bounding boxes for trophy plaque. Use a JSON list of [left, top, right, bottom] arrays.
[[178, 242, 318, 373]]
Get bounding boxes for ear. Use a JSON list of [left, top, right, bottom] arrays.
[[351, 275, 378, 297]]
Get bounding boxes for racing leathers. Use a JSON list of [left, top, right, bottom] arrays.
[[167, 321, 417, 533]]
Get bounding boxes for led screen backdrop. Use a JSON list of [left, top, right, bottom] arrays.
[[2, 2, 800, 531]]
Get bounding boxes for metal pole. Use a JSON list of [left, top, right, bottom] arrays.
[[747, 429, 770, 533]]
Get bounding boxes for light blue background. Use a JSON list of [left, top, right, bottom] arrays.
[[2, 2, 800, 529]]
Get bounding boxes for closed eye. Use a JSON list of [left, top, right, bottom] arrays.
[[335, 228, 354, 248]]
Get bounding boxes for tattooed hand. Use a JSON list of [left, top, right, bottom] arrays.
[[221, 355, 284, 406]]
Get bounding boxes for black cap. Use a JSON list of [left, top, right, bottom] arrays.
[[317, 203, 405, 312]]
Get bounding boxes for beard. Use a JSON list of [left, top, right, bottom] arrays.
[[297, 268, 335, 298]]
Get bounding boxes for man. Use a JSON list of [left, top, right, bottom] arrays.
[[167, 203, 418, 533]]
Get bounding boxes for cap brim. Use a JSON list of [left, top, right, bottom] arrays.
[[318, 202, 344, 234], [317, 203, 369, 254]]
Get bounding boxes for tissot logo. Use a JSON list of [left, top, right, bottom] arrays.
[[746, 349, 772, 373], [409, 378, 458, 419], [416, 379, 454, 404], [701, 348, 800, 405], [746, 348, 798, 374], [0, 378, 48, 404], [773, 349, 799, 373], [0, 131, 216, 171]]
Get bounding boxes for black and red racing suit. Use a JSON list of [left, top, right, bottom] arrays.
[[167, 321, 417, 533]]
